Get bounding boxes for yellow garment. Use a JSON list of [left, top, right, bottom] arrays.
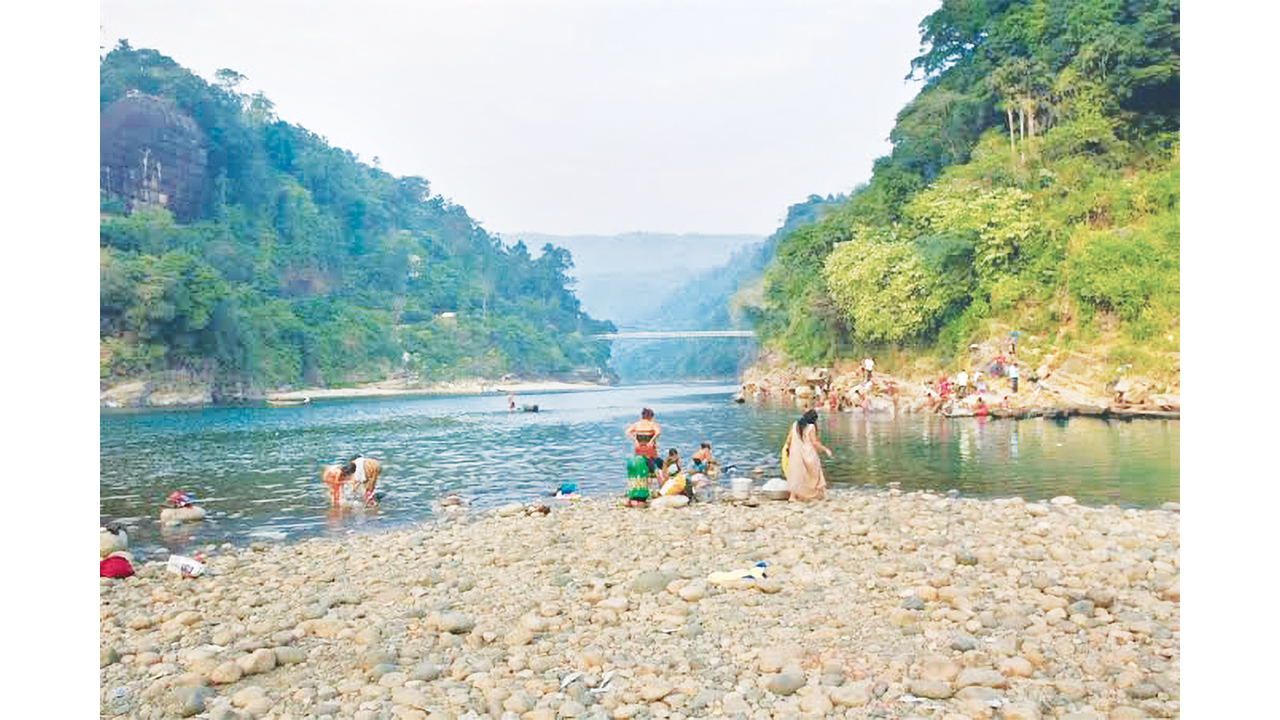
[[660, 473, 686, 496], [708, 565, 767, 587], [780, 432, 791, 477]]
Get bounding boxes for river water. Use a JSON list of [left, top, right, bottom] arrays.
[[100, 383, 1178, 558]]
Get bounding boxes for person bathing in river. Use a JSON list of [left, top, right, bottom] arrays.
[[691, 443, 714, 474], [781, 408, 833, 502], [624, 408, 666, 485], [321, 455, 382, 507]]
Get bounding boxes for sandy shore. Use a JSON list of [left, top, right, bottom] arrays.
[[100, 487, 1178, 719], [266, 380, 611, 402]]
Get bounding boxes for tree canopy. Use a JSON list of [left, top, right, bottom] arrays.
[[754, 0, 1179, 367], [100, 43, 615, 394]]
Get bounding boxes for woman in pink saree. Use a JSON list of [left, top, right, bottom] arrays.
[[782, 408, 833, 501]]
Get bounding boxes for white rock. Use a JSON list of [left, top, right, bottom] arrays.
[[231, 686, 267, 708]]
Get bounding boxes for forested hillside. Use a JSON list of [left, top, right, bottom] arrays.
[[608, 195, 844, 382], [99, 44, 615, 398], [756, 0, 1179, 382]]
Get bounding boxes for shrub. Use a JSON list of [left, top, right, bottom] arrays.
[[1068, 222, 1178, 323], [823, 239, 968, 344]]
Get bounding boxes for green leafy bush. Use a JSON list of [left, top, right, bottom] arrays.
[[1068, 219, 1178, 323], [904, 179, 1042, 282], [822, 239, 967, 344]]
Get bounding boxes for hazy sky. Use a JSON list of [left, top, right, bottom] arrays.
[[100, 0, 938, 236]]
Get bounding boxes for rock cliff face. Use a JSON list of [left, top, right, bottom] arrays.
[[100, 368, 262, 408], [100, 93, 208, 222], [100, 380, 223, 408]]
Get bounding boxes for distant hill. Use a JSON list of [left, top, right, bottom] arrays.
[[507, 232, 764, 331], [603, 195, 845, 382]]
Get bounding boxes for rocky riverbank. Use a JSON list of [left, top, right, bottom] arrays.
[[101, 489, 1179, 719], [736, 342, 1180, 420], [100, 377, 612, 409]]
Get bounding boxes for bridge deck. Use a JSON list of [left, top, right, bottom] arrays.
[[591, 331, 756, 339]]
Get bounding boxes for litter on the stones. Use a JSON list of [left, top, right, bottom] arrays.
[[707, 561, 768, 586], [166, 554, 205, 578], [587, 671, 616, 694]]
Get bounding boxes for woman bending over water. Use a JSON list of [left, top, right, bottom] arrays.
[[322, 455, 382, 507]]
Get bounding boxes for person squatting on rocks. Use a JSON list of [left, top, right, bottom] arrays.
[[781, 408, 833, 502], [321, 455, 382, 507], [660, 448, 687, 497]]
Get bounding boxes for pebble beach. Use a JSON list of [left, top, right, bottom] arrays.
[[100, 489, 1180, 720]]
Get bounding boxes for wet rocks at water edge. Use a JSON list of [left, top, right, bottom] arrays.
[[100, 488, 1178, 719]]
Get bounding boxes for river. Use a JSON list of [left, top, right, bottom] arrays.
[[100, 383, 1178, 558]]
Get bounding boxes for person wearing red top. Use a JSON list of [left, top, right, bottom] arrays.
[[624, 408, 665, 483]]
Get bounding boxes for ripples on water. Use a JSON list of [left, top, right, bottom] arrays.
[[101, 383, 1178, 557]]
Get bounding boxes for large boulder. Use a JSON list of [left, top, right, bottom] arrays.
[[161, 506, 207, 524], [101, 526, 128, 558], [867, 396, 895, 414], [1118, 379, 1153, 406], [101, 381, 150, 408], [148, 385, 214, 407]]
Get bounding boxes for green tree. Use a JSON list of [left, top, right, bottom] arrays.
[[822, 237, 966, 344], [904, 179, 1041, 282]]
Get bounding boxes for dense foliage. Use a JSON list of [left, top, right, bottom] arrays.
[[757, 0, 1179, 369], [100, 44, 614, 393]]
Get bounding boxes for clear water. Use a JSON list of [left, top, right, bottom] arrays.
[[100, 383, 1178, 557]]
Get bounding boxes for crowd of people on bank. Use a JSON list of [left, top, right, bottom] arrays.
[[920, 333, 1041, 414]]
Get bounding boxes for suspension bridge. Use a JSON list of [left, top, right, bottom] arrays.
[[590, 330, 756, 339]]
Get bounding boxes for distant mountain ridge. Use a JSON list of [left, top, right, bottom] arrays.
[[506, 232, 764, 330]]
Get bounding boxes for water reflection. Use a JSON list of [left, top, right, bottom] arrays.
[[102, 385, 1178, 556]]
